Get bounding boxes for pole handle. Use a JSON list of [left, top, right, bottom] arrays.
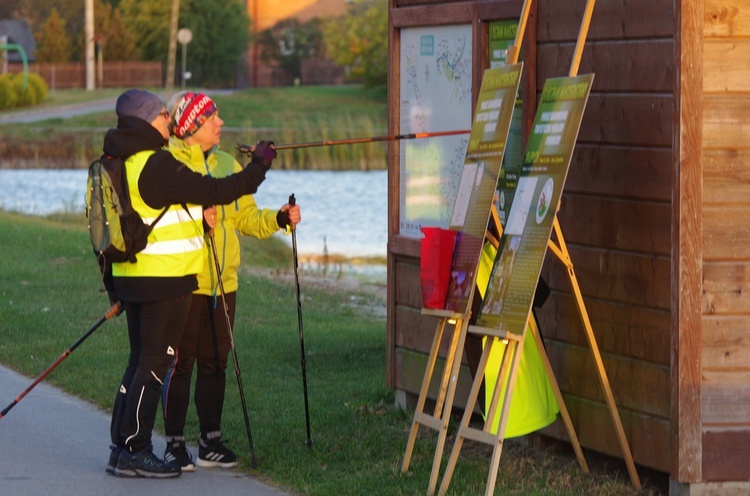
[[287, 194, 297, 233]]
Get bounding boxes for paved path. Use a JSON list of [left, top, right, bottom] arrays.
[[0, 365, 292, 496], [0, 89, 237, 125], [0, 97, 120, 124]]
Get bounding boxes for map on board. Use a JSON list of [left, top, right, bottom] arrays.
[[399, 24, 473, 237]]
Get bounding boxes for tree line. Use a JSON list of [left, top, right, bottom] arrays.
[[2, 0, 387, 87]]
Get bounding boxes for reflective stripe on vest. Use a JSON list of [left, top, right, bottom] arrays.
[[112, 150, 204, 278]]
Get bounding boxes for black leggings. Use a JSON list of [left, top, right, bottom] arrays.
[[110, 295, 191, 452], [163, 292, 236, 438]]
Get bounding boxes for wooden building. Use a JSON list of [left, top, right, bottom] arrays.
[[245, 0, 347, 86], [385, 0, 750, 492]]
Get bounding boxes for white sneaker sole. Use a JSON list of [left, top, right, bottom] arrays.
[[197, 458, 237, 469]]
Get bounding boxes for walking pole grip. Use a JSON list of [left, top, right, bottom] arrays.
[[288, 194, 296, 226]]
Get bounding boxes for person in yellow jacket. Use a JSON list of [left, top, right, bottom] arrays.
[[160, 92, 301, 471], [103, 89, 278, 479]]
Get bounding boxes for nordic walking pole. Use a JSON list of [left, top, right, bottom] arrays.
[[0, 301, 122, 420], [236, 129, 471, 153], [288, 194, 312, 448], [208, 232, 260, 468]]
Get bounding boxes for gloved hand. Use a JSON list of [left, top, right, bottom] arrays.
[[249, 140, 277, 171]]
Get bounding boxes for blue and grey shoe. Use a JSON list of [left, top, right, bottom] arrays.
[[106, 445, 121, 475], [114, 447, 181, 478]]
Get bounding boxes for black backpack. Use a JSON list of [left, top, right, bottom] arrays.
[[85, 154, 167, 264]]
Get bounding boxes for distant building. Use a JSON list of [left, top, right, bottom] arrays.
[[0, 19, 36, 63], [246, 0, 347, 87]]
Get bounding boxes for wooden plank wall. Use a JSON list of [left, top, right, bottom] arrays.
[[701, 0, 750, 482], [533, 0, 674, 473]]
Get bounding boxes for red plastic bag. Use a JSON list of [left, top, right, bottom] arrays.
[[420, 227, 457, 309]]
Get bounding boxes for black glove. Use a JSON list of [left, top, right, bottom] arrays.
[[249, 140, 277, 171], [276, 209, 290, 228]]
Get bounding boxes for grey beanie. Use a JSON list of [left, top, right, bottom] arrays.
[[116, 89, 164, 122]]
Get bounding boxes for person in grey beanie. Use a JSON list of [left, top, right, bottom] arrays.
[[102, 89, 277, 479]]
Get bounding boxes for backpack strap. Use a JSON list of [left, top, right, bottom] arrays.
[[150, 207, 169, 229], [147, 203, 192, 232]]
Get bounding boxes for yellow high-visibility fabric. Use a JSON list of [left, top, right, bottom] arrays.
[[112, 150, 204, 278], [476, 241, 559, 437]]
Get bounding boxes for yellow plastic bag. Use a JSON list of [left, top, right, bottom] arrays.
[[476, 242, 559, 437]]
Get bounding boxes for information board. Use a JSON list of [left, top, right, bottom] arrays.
[[477, 74, 595, 334], [398, 25, 473, 237], [443, 63, 524, 314], [489, 19, 524, 228]]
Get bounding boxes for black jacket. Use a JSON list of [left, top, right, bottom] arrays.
[[101, 115, 268, 303]]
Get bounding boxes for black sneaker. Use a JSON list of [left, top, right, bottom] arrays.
[[114, 447, 182, 478], [197, 438, 237, 468], [106, 445, 121, 474], [164, 440, 195, 472]]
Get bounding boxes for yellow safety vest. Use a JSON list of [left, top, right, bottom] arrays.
[[112, 150, 205, 278]]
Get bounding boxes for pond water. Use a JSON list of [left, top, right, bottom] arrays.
[[0, 169, 388, 272]]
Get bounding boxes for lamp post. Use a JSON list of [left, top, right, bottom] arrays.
[[177, 28, 193, 90], [166, 0, 180, 91], [85, 0, 95, 90]]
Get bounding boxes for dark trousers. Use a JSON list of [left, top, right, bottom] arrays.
[[110, 295, 191, 452], [163, 292, 236, 438]]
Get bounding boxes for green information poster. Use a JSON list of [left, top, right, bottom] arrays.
[[489, 19, 524, 228], [477, 74, 595, 334], [443, 63, 523, 314]]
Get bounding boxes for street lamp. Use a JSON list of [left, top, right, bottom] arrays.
[[177, 28, 193, 90]]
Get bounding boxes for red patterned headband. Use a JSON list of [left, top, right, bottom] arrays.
[[173, 92, 217, 138]]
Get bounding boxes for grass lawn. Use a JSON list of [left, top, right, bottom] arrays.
[[0, 210, 666, 495]]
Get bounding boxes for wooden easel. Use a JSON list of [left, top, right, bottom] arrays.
[[400, 308, 472, 496], [400, 61, 525, 496], [435, 0, 642, 490], [434, 216, 590, 495], [437, 219, 641, 494]]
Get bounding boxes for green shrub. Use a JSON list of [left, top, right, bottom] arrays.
[[11, 72, 46, 107], [0, 75, 18, 110], [27, 73, 49, 103]]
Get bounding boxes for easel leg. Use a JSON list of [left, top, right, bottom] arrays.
[[550, 219, 641, 490], [438, 327, 526, 496], [482, 331, 525, 496], [438, 337, 496, 496], [402, 318, 447, 473], [427, 318, 468, 496], [528, 317, 589, 473]]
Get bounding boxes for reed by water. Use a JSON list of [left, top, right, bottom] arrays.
[[0, 85, 388, 170]]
